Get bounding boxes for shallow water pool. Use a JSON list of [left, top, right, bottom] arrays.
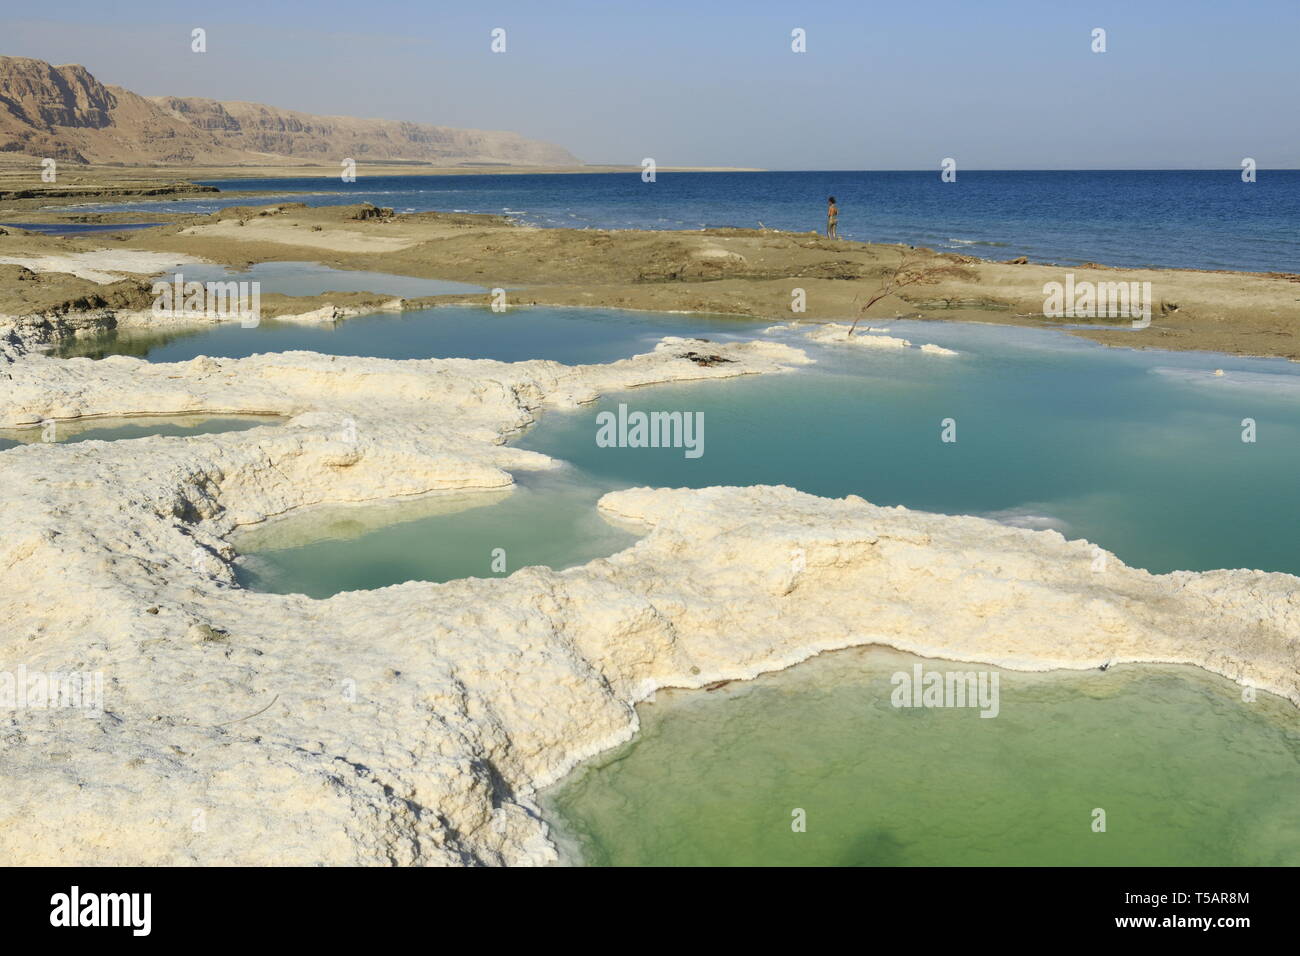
[[0, 414, 276, 450], [517, 320, 1300, 576], [52, 305, 769, 364], [233, 468, 638, 598], [542, 646, 1300, 866]]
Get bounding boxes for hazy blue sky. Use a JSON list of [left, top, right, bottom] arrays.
[[6, 0, 1298, 169]]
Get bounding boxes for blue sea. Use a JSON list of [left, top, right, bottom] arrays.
[[62, 169, 1299, 273]]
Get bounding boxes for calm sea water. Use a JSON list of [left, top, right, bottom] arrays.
[[0, 221, 164, 236], [66, 170, 1300, 272]]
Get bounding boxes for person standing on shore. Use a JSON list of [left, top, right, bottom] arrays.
[[826, 196, 839, 239]]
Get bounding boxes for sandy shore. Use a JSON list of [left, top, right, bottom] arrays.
[[1, 190, 1296, 360]]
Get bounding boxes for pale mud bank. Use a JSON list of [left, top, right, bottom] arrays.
[[0, 328, 1296, 866], [0, 249, 203, 283]]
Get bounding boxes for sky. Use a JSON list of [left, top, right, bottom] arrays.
[[4, 0, 1298, 169]]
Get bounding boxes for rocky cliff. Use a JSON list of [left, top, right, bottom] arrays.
[[0, 56, 579, 166]]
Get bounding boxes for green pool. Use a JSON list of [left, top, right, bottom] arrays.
[[542, 647, 1300, 866]]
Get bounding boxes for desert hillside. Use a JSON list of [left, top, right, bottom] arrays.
[[0, 55, 580, 166]]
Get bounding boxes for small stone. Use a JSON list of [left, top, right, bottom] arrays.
[[187, 623, 229, 643]]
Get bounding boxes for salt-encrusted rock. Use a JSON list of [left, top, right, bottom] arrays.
[[802, 323, 957, 355], [795, 321, 961, 356], [804, 323, 911, 348], [0, 334, 1293, 867]]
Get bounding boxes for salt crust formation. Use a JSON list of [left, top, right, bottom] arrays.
[[801, 322, 960, 355], [762, 322, 959, 355], [0, 321, 1295, 865]]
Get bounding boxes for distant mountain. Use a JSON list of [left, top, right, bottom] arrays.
[[0, 56, 580, 166]]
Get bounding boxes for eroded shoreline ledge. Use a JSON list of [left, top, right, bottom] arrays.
[[3, 199, 1298, 361], [0, 333, 1296, 866]]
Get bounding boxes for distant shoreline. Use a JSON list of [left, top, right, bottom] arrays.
[[4, 160, 1296, 177], [0, 163, 764, 210], [0, 161, 765, 183]]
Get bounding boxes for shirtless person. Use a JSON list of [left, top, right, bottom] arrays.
[[826, 196, 839, 238]]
